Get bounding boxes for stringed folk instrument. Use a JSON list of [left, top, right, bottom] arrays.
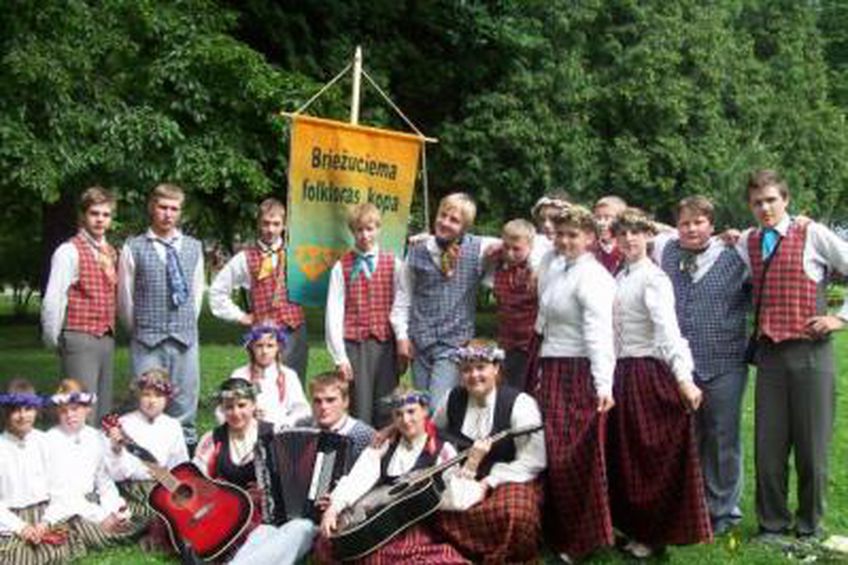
[[101, 414, 253, 561], [330, 423, 543, 561]]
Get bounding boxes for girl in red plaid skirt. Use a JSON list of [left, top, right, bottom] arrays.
[[608, 209, 712, 558], [531, 206, 617, 562]]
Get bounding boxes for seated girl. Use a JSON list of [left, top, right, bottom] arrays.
[[0, 378, 80, 564], [317, 387, 467, 564], [44, 379, 143, 550], [104, 368, 188, 521], [431, 339, 546, 563], [218, 324, 310, 431], [195, 378, 317, 565]]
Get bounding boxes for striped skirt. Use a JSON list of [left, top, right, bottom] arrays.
[[116, 479, 157, 521], [431, 481, 542, 564], [68, 492, 149, 550], [534, 357, 613, 559], [607, 357, 713, 547], [0, 502, 85, 565]]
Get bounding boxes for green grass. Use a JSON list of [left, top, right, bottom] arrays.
[[1, 302, 846, 564]]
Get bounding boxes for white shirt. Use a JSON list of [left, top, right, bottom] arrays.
[[208, 238, 283, 323], [43, 425, 126, 524], [432, 388, 547, 510], [41, 231, 111, 348], [193, 420, 260, 474], [615, 258, 695, 383], [0, 430, 51, 534], [651, 232, 727, 284], [218, 365, 311, 432], [104, 411, 189, 481], [535, 251, 617, 397], [324, 245, 405, 365], [390, 234, 501, 341], [734, 216, 848, 320], [117, 228, 206, 331], [329, 435, 458, 513]]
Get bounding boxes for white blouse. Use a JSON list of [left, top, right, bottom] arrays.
[[535, 251, 617, 397], [43, 425, 126, 524], [329, 434, 459, 513], [0, 430, 51, 534], [614, 257, 695, 383], [432, 388, 547, 510], [104, 410, 189, 481], [219, 364, 311, 432]]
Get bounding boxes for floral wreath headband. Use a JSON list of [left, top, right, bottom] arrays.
[[241, 325, 288, 349], [531, 196, 572, 220], [382, 390, 431, 410], [49, 392, 97, 406], [214, 379, 258, 404], [132, 374, 176, 398], [0, 392, 46, 408], [452, 343, 506, 364]]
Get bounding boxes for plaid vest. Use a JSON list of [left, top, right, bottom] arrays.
[[65, 234, 116, 335], [593, 244, 624, 275], [748, 223, 821, 342], [661, 241, 749, 380], [341, 250, 395, 342], [129, 234, 200, 347], [408, 235, 482, 350], [492, 262, 537, 351], [245, 245, 305, 329]]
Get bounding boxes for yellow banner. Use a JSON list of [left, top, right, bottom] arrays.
[[286, 115, 422, 306]]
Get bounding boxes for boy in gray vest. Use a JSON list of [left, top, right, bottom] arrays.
[[652, 195, 749, 535], [391, 193, 499, 408], [118, 183, 205, 449]]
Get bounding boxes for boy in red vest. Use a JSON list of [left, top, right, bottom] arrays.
[[735, 170, 848, 542], [41, 186, 118, 421], [210, 198, 308, 381], [485, 219, 539, 390], [325, 203, 403, 426]]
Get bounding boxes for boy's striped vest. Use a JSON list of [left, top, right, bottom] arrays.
[[245, 245, 305, 329], [341, 250, 395, 342], [65, 234, 116, 336]]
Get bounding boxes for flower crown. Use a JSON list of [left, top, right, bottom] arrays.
[[452, 343, 506, 364], [133, 374, 175, 397], [0, 392, 45, 408], [214, 379, 258, 403], [385, 390, 431, 410], [49, 392, 97, 406], [241, 324, 288, 349]]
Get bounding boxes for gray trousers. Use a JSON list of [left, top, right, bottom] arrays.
[[283, 324, 309, 384], [130, 338, 200, 446], [755, 338, 835, 535], [695, 366, 748, 531], [59, 331, 115, 422], [345, 338, 398, 428]]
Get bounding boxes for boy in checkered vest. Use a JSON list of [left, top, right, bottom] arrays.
[[484, 219, 539, 390], [210, 198, 309, 381], [42, 186, 118, 422], [733, 170, 848, 541], [324, 203, 404, 427], [391, 193, 501, 409], [118, 183, 205, 449], [592, 195, 627, 275]]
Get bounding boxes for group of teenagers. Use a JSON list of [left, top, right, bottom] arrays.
[[1, 168, 846, 564]]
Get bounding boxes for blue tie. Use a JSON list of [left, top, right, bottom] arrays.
[[351, 253, 375, 281], [158, 239, 189, 308], [761, 228, 779, 260]]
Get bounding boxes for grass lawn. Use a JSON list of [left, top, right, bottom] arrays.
[[1, 300, 846, 564]]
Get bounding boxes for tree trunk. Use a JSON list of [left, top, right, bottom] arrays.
[[40, 191, 77, 294]]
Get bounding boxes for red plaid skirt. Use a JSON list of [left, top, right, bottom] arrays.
[[431, 481, 542, 564], [523, 332, 543, 395], [313, 523, 468, 564], [608, 357, 713, 546], [534, 357, 613, 559]]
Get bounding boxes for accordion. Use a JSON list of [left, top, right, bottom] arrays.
[[257, 428, 351, 524]]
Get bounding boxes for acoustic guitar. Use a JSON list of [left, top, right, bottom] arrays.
[[330, 423, 543, 561], [101, 414, 254, 562]]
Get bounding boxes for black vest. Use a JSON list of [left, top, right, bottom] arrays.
[[379, 434, 444, 486], [212, 421, 274, 489], [444, 386, 519, 479]]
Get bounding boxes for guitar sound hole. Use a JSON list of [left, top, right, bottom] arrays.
[[171, 484, 194, 506]]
